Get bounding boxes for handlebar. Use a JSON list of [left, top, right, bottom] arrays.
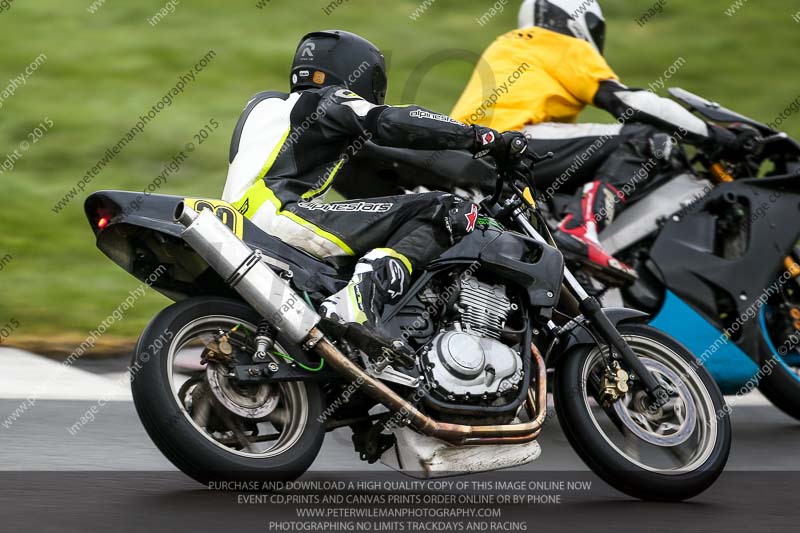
[[487, 150, 556, 208]]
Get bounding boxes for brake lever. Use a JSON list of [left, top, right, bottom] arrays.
[[759, 132, 788, 147], [483, 169, 507, 212], [530, 151, 555, 164], [485, 150, 555, 212]]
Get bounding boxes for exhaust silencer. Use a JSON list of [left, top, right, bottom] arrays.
[[175, 202, 320, 344]]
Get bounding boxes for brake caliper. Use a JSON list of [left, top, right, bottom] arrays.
[[600, 360, 630, 406], [201, 330, 235, 365]]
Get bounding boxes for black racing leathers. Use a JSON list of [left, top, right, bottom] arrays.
[[268, 87, 480, 205], [286, 192, 475, 270], [224, 86, 483, 270]]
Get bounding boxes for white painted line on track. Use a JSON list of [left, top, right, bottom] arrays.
[[0, 349, 778, 406], [0, 348, 131, 401]]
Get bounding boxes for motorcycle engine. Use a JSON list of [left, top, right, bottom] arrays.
[[421, 278, 524, 401]]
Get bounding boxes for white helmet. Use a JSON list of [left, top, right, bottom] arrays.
[[518, 0, 606, 54]]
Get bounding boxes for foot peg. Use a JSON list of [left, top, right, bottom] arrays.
[[318, 317, 415, 368]]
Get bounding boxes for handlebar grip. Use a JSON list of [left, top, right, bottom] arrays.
[[511, 138, 527, 152]]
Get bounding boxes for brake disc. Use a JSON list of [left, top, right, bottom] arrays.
[[205, 363, 279, 420], [613, 358, 697, 447]]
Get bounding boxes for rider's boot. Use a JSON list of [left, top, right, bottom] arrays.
[[554, 181, 638, 280], [320, 249, 414, 361]]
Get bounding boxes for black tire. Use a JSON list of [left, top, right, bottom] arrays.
[[757, 337, 800, 421], [553, 323, 731, 501], [755, 271, 800, 421], [131, 297, 325, 486]]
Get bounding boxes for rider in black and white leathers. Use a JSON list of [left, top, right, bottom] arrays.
[[223, 30, 525, 343], [225, 85, 490, 267]]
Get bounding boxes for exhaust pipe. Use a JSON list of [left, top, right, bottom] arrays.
[[176, 201, 547, 445], [314, 335, 548, 445], [175, 202, 320, 345]]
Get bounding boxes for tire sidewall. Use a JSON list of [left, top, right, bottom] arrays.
[[756, 328, 800, 421], [554, 323, 731, 501], [131, 297, 325, 485]]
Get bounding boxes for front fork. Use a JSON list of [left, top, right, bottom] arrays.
[[579, 297, 670, 407], [514, 211, 671, 408]]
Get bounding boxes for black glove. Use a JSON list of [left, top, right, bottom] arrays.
[[704, 124, 756, 160], [472, 126, 528, 163], [708, 124, 738, 148]]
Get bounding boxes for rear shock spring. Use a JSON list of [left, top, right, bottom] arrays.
[[253, 319, 275, 361]]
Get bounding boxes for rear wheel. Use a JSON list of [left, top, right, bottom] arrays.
[[131, 297, 325, 485], [554, 323, 731, 501]]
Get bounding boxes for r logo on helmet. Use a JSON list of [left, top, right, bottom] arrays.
[[301, 42, 316, 58]]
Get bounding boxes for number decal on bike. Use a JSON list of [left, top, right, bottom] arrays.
[[183, 198, 245, 238]]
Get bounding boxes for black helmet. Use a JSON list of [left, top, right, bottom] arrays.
[[290, 30, 388, 105]]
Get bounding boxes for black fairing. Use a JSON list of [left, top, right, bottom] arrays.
[[555, 307, 650, 361], [84, 191, 350, 303], [649, 174, 800, 357], [431, 225, 564, 311], [668, 88, 776, 134], [86, 193, 563, 326]]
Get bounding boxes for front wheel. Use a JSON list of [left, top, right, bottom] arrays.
[[131, 297, 325, 486], [757, 303, 800, 421], [554, 323, 731, 501]]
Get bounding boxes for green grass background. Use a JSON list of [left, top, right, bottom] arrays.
[[0, 0, 798, 341]]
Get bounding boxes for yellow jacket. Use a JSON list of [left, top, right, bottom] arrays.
[[450, 27, 618, 132]]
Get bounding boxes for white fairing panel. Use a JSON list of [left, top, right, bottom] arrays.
[[600, 173, 714, 255]]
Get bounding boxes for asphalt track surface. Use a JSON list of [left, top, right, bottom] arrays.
[[2, 353, 800, 532]]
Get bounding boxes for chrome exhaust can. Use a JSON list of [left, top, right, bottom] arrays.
[[175, 202, 320, 344]]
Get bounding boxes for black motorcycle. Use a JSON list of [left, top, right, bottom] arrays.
[[85, 148, 730, 501], [345, 89, 800, 423], [546, 89, 800, 421]]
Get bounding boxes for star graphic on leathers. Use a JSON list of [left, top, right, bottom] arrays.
[[464, 204, 478, 232]]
